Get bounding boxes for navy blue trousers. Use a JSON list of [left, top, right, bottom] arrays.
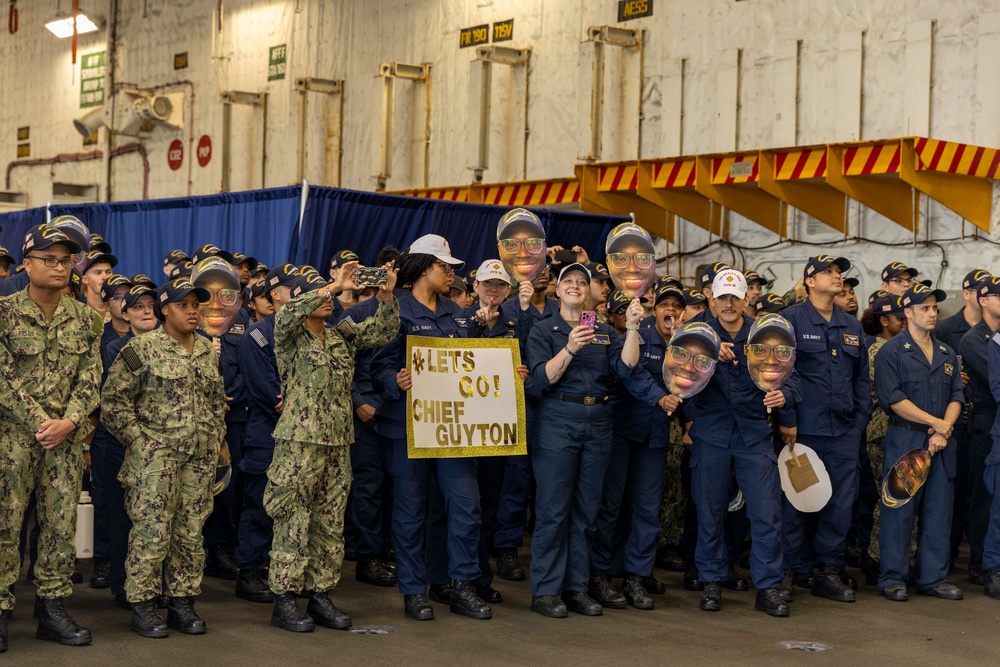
[[530, 400, 612, 596], [235, 443, 274, 570], [350, 429, 394, 558], [782, 428, 860, 570], [692, 427, 782, 589], [590, 434, 665, 577]]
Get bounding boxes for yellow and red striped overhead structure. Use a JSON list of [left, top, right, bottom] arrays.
[[387, 185, 470, 202], [576, 161, 673, 242], [759, 145, 847, 234], [827, 140, 918, 232], [472, 178, 580, 207], [694, 151, 787, 236], [638, 157, 722, 235], [389, 136, 1000, 238]]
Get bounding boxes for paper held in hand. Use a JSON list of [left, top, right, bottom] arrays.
[[785, 453, 820, 492]]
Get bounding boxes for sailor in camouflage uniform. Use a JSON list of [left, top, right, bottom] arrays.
[[101, 278, 226, 638], [0, 225, 100, 651], [266, 261, 399, 633]]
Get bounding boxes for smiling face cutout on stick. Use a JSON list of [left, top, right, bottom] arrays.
[[663, 321, 721, 399], [605, 222, 656, 298], [746, 313, 797, 393], [496, 208, 547, 283]]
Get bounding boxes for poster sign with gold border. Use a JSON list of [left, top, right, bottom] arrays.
[[406, 335, 526, 459]]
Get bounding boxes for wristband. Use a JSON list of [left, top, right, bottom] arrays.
[[626, 323, 639, 331], [565, 346, 576, 357]]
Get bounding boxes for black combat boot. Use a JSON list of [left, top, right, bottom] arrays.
[[306, 591, 352, 630], [623, 575, 654, 610], [495, 548, 525, 581], [131, 600, 169, 638], [811, 564, 855, 602], [0, 609, 10, 652], [271, 592, 315, 632], [35, 598, 92, 645], [166, 596, 206, 634], [449, 581, 492, 619], [355, 557, 397, 587], [236, 568, 274, 603], [587, 570, 626, 609]]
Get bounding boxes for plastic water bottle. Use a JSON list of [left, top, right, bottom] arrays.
[[75, 491, 94, 559]]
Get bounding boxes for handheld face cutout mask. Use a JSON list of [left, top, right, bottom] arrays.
[[605, 222, 656, 299], [190, 257, 243, 338], [746, 313, 797, 394], [662, 322, 721, 399], [881, 449, 932, 508], [496, 208, 547, 283]]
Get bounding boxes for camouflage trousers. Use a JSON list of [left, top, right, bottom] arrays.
[[264, 440, 352, 595], [658, 420, 686, 547], [121, 445, 215, 603], [0, 436, 85, 611], [867, 436, 918, 562]]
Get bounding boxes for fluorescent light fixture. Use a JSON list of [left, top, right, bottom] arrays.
[[45, 13, 100, 39]]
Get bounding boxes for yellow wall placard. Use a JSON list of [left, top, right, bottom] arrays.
[[406, 336, 526, 459]]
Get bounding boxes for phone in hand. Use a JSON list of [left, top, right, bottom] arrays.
[[580, 311, 596, 330], [555, 249, 578, 265], [356, 266, 388, 288]]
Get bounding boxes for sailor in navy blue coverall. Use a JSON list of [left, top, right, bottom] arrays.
[[875, 285, 965, 601], [779, 256, 870, 603], [526, 262, 639, 619]]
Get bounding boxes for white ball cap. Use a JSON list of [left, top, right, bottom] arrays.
[[408, 234, 465, 271], [712, 268, 748, 299], [475, 259, 510, 283]]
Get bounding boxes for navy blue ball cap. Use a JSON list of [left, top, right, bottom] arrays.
[[191, 256, 241, 291], [100, 274, 133, 302], [881, 262, 919, 282], [748, 312, 796, 346], [804, 255, 851, 279], [231, 252, 259, 272], [557, 262, 591, 283], [291, 274, 327, 298], [81, 249, 118, 274], [901, 283, 946, 308], [22, 224, 83, 256], [329, 249, 360, 269], [669, 321, 721, 360], [872, 294, 905, 317], [654, 284, 685, 305], [978, 276, 1000, 298], [700, 261, 732, 289], [586, 262, 611, 281], [190, 243, 235, 265], [605, 222, 654, 255], [131, 273, 157, 289], [964, 269, 992, 290], [48, 215, 90, 252], [123, 284, 157, 311], [265, 264, 300, 290], [157, 278, 210, 315], [496, 208, 544, 241], [169, 260, 193, 279], [755, 293, 786, 314], [164, 249, 191, 266], [684, 288, 707, 307]]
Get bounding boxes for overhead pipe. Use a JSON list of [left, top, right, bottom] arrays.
[[5, 143, 149, 200]]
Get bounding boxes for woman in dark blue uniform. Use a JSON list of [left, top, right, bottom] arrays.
[[371, 235, 493, 622], [527, 262, 639, 618]]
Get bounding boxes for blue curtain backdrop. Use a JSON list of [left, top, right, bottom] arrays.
[[0, 188, 303, 281], [296, 186, 627, 272], [0, 185, 626, 279]]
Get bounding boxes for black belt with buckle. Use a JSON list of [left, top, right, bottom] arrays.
[[890, 419, 929, 434], [543, 391, 609, 406]]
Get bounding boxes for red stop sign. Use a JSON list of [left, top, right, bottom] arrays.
[[197, 135, 212, 167], [167, 139, 183, 171]]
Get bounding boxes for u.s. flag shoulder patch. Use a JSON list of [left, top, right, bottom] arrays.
[[250, 328, 268, 348], [120, 347, 142, 373]]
